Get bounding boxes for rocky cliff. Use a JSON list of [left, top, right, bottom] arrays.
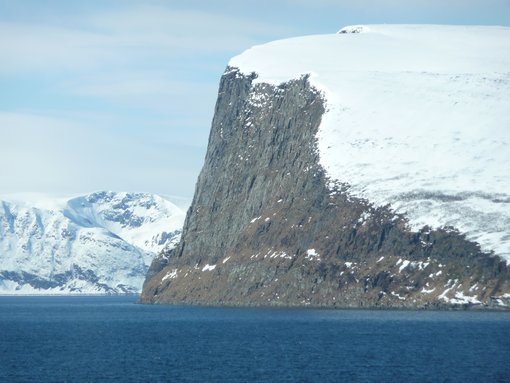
[[141, 69, 509, 309], [141, 26, 510, 309]]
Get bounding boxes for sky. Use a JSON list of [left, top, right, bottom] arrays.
[[1, 0, 509, 200]]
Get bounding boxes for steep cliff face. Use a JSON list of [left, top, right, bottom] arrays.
[[141, 67, 510, 309]]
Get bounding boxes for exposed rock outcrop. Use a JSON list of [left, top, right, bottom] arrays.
[[141, 69, 510, 309]]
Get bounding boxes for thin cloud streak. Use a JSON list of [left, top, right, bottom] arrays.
[[0, 7, 294, 74], [65, 73, 217, 103], [0, 111, 204, 196]]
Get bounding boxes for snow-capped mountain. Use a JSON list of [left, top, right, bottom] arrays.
[[141, 25, 510, 309], [230, 24, 510, 262], [0, 191, 185, 294]]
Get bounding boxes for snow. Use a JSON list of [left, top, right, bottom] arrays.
[[305, 248, 320, 261], [162, 269, 178, 281], [391, 291, 406, 301], [306, 249, 318, 257], [230, 25, 510, 262], [0, 191, 185, 294], [0, 279, 110, 296], [202, 264, 216, 272], [439, 279, 459, 302], [399, 260, 410, 273], [250, 216, 262, 223], [357, 211, 372, 225], [449, 292, 481, 305], [64, 191, 184, 254], [265, 250, 292, 260], [414, 261, 429, 270]]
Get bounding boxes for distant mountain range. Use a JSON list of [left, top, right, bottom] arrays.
[[0, 191, 185, 294]]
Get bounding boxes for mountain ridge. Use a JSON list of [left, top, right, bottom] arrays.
[[0, 191, 185, 294]]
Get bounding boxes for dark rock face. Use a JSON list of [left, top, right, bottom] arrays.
[[141, 68, 510, 309]]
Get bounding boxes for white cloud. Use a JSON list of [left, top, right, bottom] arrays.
[[0, 6, 293, 74], [0, 111, 203, 196], [91, 5, 292, 39], [65, 72, 217, 107], [0, 23, 117, 73]]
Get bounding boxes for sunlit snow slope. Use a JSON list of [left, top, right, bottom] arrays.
[[229, 24, 510, 262], [0, 192, 185, 294]]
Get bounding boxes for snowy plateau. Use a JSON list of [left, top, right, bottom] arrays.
[[230, 24, 510, 262], [0, 191, 185, 294]]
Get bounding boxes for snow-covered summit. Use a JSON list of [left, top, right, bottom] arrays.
[[0, 191, 185, 294], [230, 24, 510, 76], [65, 191, 184, 254], [229, 25, 510, 261]]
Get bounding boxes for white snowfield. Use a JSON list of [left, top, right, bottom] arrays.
[[0, 191, 185, 294], [230, 25, 510, 261]]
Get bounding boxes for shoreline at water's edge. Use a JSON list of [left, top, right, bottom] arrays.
[[1, 293, 506, 311], [137, 297, 510, 312]]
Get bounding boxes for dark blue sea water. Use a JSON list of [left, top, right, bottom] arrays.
[[0, 296, 509, 382]]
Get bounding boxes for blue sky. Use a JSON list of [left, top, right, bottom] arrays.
[[1, 0, 509, 199]]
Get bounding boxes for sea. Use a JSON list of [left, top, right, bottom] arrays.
[[0, 296, 508, 382]]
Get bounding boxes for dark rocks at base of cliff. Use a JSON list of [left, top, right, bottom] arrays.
[[141, 68, 510, 309]]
